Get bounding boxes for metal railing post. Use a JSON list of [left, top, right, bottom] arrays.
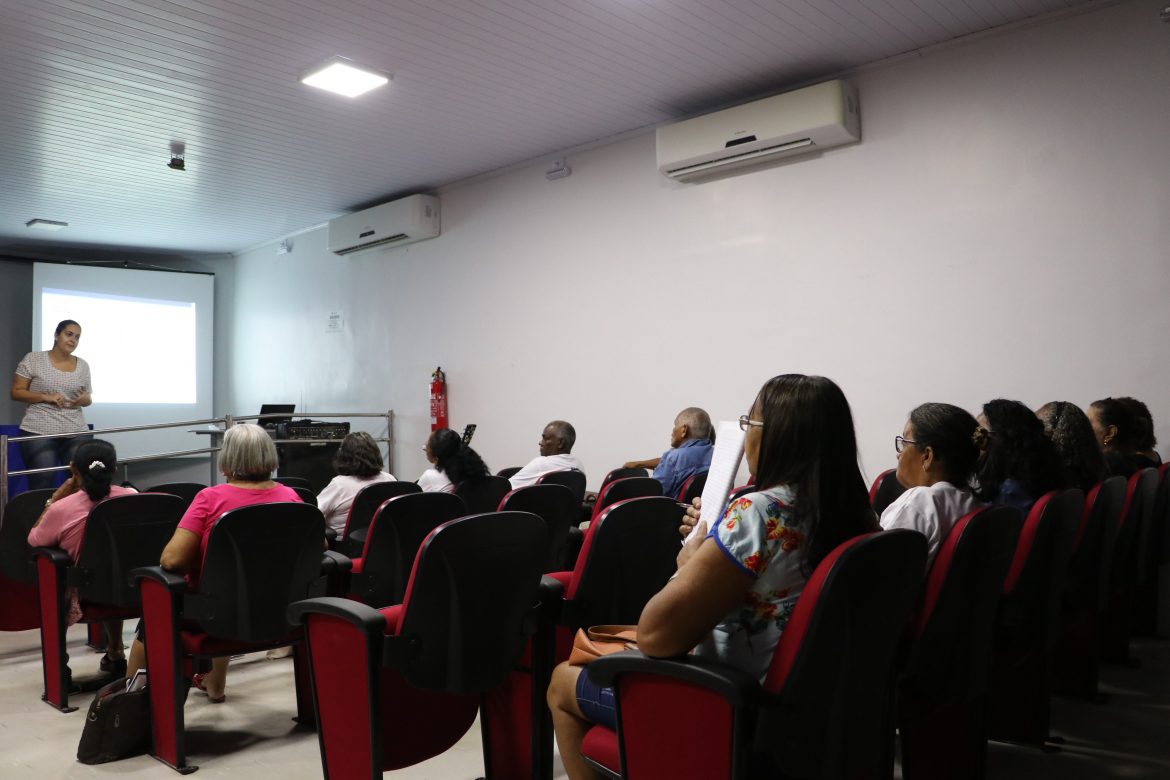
[[1, 433, 8, 528]]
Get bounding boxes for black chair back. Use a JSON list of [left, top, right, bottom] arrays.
[[497, 466, 522, 479], [1111, 468, 1159, 593], [499, 484, 578, 570], [192, 502, 325, 642], [274, 476, 313, 490], [591, 476, 662, 522], [76, 493, 186, 608], [759, 530, 927, 777], [569, 496, 682, 627], [601, 467, 648, 487], [144, 482, 206, 508], [905, 505, 1022, 702], [1067, 476, 1125, 610], [676, 471, 708, 504], [454, 475, 512, 515], [869, 469, 907, 516], [355, 492, 467, 606], [0, 489, 53, 583], [396, 511, 546, 693], [293, 486, 318, 506], [537, 470, 587, 505], [341, 481, 422, 555]]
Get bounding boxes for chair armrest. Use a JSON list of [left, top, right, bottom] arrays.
[[286, 596, 387, 633], [320, 549, 352, 573], [588, 651, 760, 706], [29, 546, 71, 566], [324, 527, 337, 548], [128, 565, 187, 591]]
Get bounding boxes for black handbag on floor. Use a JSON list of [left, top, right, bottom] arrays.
[[77, 677, 151, 764]]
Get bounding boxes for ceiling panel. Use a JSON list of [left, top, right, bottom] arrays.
[[0, 0, 1096, 254]]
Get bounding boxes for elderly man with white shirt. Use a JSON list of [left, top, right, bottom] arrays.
[[508, 420, 583, 489]]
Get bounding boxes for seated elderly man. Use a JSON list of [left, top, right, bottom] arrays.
[[509, 420, 584, 489], [624, 407, 714, 499]]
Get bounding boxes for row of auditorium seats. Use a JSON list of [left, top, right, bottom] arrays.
[[1, 461, 1165, 777]]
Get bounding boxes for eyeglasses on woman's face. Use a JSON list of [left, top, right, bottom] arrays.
[[738, 415, 764, 432], [894, 435, 920, 454]]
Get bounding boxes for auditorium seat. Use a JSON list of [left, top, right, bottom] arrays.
[[0, 489, 52, 632], [348, 492, 466, 607], [144, 482, 207, 508], [1100, 468, 1159, 663], [338, 480, 421, 557], [585, 476, 662, 526], [274, 475, 313, 490], [600, 466, 649, 487], [676, 470, 708, 504], [291, 485, 317, 506], [1053, 476, 1125, 699], [537, 469, 587, 505], [32, 492, 185, 711], [498, 483, 579, 571], [497, 465, 522, 479], [869, 468, 906, 516], [580, 530, 927, 779], [1134, 462, 1170, 636], [287, 511, 548, 780], [986, 489, 1082, 746], [454, 474, 512, 514], [132, 501, 348, 773], [898, 505, 1021, 780]]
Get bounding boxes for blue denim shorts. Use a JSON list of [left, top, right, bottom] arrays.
[[575, 667, 617, 729]]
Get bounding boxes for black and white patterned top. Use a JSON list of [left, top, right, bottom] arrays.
[[14, 351, 91, 435]]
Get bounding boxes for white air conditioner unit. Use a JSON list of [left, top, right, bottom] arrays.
[[328, 194, 441, 255], [656, 80, 859, 182]]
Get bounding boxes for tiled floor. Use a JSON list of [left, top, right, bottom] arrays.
[[0, 623, 1166, 779]]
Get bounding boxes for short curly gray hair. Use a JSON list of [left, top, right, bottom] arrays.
[[220, 423, 278, 481]]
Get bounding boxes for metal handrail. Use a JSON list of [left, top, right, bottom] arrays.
[[1, 409, 394, 526]]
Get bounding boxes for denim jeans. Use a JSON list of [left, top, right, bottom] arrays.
[[18, 430, 92, 490]]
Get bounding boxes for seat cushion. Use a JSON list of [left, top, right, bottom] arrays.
[[581, 725, 621, 774]]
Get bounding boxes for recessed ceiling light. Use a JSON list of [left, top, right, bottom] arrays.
[[301, 57, 390, 98], [26, 219, 68, 231]]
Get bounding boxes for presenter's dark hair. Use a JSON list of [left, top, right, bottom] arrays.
[[1036, 401, 1107, 491], [333, 432, 384, 477], [428, 428, 490, 484], [71, 439, 116, 502], [975, 399, 1062, 500], [907, 403, 982, 490], [54, 319, 80, 336], [750, 374, 876, 574]]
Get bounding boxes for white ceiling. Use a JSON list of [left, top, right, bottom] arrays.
[[0, 0, 1096, 255]]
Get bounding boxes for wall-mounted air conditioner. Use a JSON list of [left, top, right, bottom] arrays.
[[327, 194, 440, 255], [656, 80, 859, 182]]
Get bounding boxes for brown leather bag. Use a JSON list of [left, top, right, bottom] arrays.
[[568, 624, 639, 666]]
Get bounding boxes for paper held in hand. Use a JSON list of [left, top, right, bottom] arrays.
[[685, 421, 745, 543]]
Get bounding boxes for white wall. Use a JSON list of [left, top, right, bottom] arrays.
[[226, 0, 1170, 489]]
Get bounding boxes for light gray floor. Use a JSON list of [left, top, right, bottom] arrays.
[[0, 623, 1166, 779]]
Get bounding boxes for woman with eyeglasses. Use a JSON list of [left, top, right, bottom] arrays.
[[880, 403, 985, 566], [548, 374, 877, 780]]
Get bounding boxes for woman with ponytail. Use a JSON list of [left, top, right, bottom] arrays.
[[418, 428, 490, 492], [28, 439, 135, 677]]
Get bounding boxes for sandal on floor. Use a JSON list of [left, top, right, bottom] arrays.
[[192, 673, 226, 703]]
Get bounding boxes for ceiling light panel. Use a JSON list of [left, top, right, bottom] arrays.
[[301, 57, 390, 98]]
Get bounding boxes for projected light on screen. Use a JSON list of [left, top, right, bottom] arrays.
[[41, 288, 197, 404]]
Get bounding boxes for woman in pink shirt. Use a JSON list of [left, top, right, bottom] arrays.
[[27, 439, 135, 679], [125, 423, 301, 702]]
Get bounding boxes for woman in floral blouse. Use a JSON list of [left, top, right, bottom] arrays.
[[548, 374, 877, 780]]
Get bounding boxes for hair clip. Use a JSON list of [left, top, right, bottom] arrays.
[[89, 460, 106, 471]]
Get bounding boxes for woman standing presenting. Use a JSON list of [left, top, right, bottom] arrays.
[[10, 320, 92, 490]]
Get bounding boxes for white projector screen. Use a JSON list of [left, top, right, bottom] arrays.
[[32, 263, 214, 459]]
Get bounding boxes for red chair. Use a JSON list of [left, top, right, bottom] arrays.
[[898, 506, 1022, 780], [287, 511, 549, 780], [585, 477, 662, 526], [454, 474, 512, 514], [1053, 476, 1125, 699], [986, 489, 1083, 746], [338, 480, 421, 557], [0, 489, 51, 632], [31, 492, 185, 712], [869, 469, 906, 516], [1100, 468, 1159, 663], [537, 469, 587, 505], [348, 492, 466, 607], [601, 466, 649, 487], [498, 483, 579, 571], [1135, 462, 1170, 636], [132, 502, 348, 773], [579, 530, 928, 779], [676, 470, 708, 504]]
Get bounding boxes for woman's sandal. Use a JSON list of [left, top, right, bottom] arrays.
[[99, 654, 128, 679], [191, 672, 226, 703]]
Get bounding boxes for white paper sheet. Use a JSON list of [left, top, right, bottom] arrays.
[[684, 421, 745, 543]]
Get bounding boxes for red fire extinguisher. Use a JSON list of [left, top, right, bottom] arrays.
[[430, 367, 449, 431]]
